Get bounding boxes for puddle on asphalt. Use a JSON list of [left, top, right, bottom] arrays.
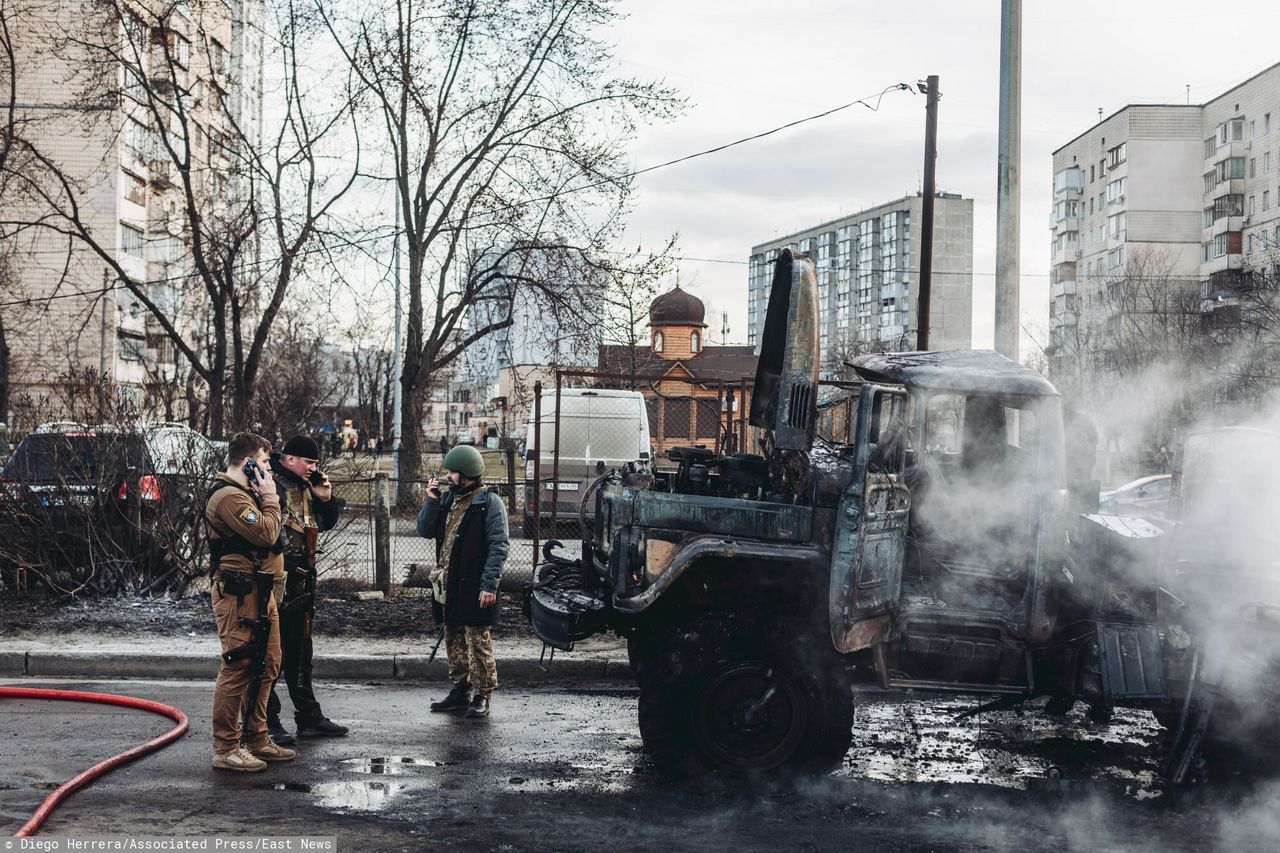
[[267, 780, 415, 810], [340, 756, 454, 774], [837, 696, 1165, 799]]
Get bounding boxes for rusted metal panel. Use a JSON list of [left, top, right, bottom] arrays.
[[632, 491, 812, 543], [835, 614, 892, 653]]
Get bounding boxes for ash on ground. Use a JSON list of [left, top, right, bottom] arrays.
[[0, 585, 534, 640]]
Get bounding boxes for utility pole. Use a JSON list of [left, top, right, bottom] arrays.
[[391, 194, 403, 469], [98, 268, 111, 377], [917, 74, 939, 352], [995, 0, 1022, 360]]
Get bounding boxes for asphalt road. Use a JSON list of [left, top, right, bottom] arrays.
[[1, 678, 1277, 852]]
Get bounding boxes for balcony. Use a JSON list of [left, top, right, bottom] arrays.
[[1208, 140, 1250, 162], [1212, 215, 1244, 237], [1051, 215, 1080, 233], [1051, 279, 1078, 299], [879, 281, 908, 302], [1211, 178, 1246, 200], [1203, 252, 1243, 275], [1051, 241, 1080, 266], [1051, 309, 1079, 328]]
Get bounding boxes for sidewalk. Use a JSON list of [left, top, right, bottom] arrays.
[[0, 630, 633, 683]]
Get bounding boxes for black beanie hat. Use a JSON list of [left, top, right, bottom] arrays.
[[282, 434, 321, 460]]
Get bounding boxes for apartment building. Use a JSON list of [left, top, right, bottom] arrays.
[[747, 193, 974, 373], [1049, 62, 1280, 361], [3, 0, 262, 426]]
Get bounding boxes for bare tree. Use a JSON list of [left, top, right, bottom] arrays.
[[318, 0, 683, 496], [0, 0, 359, 436]]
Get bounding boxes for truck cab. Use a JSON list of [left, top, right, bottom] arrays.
[[528, 249, 1169, 775]]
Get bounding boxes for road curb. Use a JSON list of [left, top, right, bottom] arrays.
[[4, 649, 632, 683]]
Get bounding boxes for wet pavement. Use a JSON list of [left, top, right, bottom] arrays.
[[1, 677, 1278, 851]]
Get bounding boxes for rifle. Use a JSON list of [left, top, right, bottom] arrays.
[[279, 525, 318, 623], [223, 569, 275, 738], [428, 622, 446, 662]]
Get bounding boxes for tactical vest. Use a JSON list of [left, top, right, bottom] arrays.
[[279, 481, 317, 559], [205, 481, 275, 574]]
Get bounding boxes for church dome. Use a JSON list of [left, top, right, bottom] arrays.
[[649, 286, 706, 327]]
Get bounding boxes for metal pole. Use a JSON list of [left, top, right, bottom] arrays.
[[391, 198, 404, 463], [531, 381, 542, 560], [550, 371, 563, 532], [995, 0, 1022, 360], [374, 471, 391, 594], [99, 269, 110, 377], [917, 74, 939, 352]]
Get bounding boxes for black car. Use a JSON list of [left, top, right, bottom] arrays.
[[0, 422, 218, 592]]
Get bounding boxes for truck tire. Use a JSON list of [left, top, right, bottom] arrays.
[[633, 611, 852, 775]]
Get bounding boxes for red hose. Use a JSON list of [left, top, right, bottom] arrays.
[[0, 686, 189, 837]]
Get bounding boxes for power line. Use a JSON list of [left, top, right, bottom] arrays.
[[0, 83, 918, 310]]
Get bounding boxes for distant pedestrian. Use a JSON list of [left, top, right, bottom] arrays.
[[1156, 445, 1171, 474], [417, 445, 508, 718], [376, 437, 384, 456]]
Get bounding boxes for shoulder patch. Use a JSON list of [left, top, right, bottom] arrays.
[[238, 507, 259, 524]]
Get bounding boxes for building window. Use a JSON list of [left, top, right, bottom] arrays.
[[1250, 195, 1256, 217], [1265, 190, 1271, 212], [1105, 177, 1126, 204], [1106, 142, 1126, 169], [119, 222, 144, 257], [690, 330, 700, 353], [653, 331, 664, 353], [117, 334, 145, 362], [1216, 157, 1246, 182], [123, 172, 146, 205], [1205, 136, 1218, 159], [1247, 234, 1254, 254], [1204, 172, 1217, 193], [1267, 114, 1273, 134], [1204, 207, 1214, 228], [1251, 120, 1257, 140], [1251, 158, 1257, 178], [1266, 151, 1273, 172], [1107, 247, 1125, 269], [1108, 212, 1126, 240]]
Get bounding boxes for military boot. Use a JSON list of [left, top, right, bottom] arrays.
[[430, 681, 472, 713], [465, 695, 490, 718], [297, 717, 349, 738]]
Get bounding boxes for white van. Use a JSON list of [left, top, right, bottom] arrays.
[[522, 389, 651, 536]]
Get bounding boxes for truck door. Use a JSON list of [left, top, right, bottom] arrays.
[[830, 384, 911, 653]]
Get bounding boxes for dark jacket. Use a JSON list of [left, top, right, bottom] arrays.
[[269, 453, 342, 568], [417, 485, 509, 627]]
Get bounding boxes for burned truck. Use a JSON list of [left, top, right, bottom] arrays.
[[528, 249, 1172, 774]]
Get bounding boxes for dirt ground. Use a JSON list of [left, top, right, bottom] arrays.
[[0, 585, 535, 640]]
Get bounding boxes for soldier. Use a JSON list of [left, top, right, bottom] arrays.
[[207, 432, 296, 771], [417, 445, 509, 718], [265, 434, 348, 744]]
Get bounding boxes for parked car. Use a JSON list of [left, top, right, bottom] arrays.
[[0, 421, 219, 591], [521, 388, 652, 538], [1097, 473, 1171, 519]]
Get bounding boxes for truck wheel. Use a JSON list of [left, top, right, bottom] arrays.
[[634, 612, 852, 775]]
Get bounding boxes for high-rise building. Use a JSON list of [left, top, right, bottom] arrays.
[[2, 0, 263, 425], [1048, 62, 1280, 363], [747, 192, 974, 373]]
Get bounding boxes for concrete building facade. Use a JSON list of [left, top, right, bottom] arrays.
[[747, 192, 974, 374], [3, 0, 262, 427], [1049, 62, 1280, 362]]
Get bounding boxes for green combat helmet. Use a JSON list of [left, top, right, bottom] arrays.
[[442, 445, 485, 479]]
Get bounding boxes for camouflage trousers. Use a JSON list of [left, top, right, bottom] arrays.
[[445, 625, 498, 698]]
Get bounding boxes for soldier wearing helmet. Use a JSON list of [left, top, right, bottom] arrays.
[[417, 444, 509, 717]]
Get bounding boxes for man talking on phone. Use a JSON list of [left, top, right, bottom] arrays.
[[417, 445, 509, 718], [264, 434, 348, 744], [206, 432, 294, 771]]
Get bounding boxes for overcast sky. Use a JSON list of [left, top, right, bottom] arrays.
[[603, 0, 1280, 355]]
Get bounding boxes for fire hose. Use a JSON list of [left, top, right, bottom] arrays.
[[0, 686, 189, 837]]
